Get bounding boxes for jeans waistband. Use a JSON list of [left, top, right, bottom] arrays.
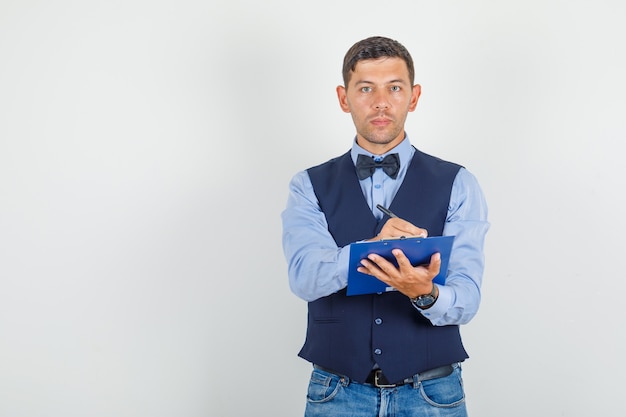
[[314, 364, 455, 388]]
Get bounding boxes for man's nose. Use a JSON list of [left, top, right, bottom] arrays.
[[374, 92, 390, 110]]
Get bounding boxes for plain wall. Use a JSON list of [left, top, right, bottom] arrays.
[[1, 1, 625, 416]]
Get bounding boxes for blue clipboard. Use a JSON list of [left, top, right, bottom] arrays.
[[347, 235, 455, 296]]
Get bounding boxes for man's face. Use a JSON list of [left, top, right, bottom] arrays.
[[337, 57, 421, 154]]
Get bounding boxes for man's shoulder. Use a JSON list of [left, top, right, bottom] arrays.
[[412, 147, 464, 171], [307, 150, 352, 173]]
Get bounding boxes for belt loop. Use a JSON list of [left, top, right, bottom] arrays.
[[411, 372, 420, 389]]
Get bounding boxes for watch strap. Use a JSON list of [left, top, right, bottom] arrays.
[[410, 284, 438, 309]]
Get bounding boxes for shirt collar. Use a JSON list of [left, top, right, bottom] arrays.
[[350, 135, 414, 170]]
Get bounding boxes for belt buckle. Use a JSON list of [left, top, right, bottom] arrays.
[[373, 369, 396, 388]]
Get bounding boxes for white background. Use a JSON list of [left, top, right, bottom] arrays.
[[1, 1, 625, 416]]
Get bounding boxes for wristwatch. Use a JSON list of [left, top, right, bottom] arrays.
[[410, 284, 438, 309]]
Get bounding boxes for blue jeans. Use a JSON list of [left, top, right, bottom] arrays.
[[304, 363, 467, 417]]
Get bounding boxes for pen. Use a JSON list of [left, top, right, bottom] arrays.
[[376, 204, 398, 218]]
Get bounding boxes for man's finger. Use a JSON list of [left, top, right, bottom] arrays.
[[428, 252, 442, 275]]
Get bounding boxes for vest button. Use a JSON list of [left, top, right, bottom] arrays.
[[374, 349, 382, 355], [374, 318, 382, 325]]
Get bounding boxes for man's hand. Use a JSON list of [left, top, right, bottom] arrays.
[[356, 248, 441, 299], [368, 217, 428, 241], [358, 217, 438, 299]]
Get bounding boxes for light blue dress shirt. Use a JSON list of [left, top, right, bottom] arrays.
[[281, 137, 490, 326]]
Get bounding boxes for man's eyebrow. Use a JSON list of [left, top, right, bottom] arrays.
[[387, 79, 408, 84], [354, 79, 408, 85]]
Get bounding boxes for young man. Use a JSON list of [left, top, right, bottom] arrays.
[[282, 36, 489, 417]]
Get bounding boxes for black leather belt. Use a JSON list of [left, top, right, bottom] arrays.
[[365, 365, 454, 388], [314, 364, 455, 388]]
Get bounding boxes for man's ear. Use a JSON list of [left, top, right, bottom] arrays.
[[336, 85, 351, 113], [408, 84, 421, 112]]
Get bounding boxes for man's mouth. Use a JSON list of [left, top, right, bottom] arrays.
[[371, 117, 392, 126]]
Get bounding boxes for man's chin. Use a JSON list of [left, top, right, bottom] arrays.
[[361, 133, 402, 147]]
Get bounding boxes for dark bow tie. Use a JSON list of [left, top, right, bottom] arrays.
[[355, 153, 400, 180]]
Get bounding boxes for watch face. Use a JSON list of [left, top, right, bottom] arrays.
[[415, 295, 435, 307]]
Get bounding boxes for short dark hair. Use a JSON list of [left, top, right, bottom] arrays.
[[342, 36, 415, 87]]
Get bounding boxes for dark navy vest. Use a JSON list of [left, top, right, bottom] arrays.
[[301, 147, 467, 384]]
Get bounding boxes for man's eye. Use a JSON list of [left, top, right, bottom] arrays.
[[390, 86, 401, 92], [361, 87, 372, 93]]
